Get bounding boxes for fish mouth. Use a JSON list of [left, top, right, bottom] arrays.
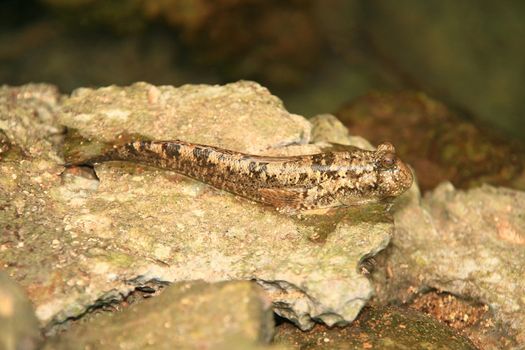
[[381, 160, 414, 198], [397, 161, 414, 194]]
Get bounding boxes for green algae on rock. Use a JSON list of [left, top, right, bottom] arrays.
[[274, 305, 478, 350]]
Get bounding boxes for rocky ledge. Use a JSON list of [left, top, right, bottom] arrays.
[[0, 82, 392, 340]]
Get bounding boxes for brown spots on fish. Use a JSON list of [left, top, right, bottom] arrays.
[[163, 142, 181, 159], [248, 161, 258, 173], [298, 172, 309, 183], [125, 143, 141, 157]]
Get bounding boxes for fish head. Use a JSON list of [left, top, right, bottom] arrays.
[[373, 142, 413, 200]]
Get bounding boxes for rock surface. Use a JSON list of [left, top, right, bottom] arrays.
[[60, 81, 310, 153], [0, 272, 42, 350], [43, 281, 274, 350], [0, 83, 63, 160], [0, 82, 393, 332], [374, 182, 525, 348]]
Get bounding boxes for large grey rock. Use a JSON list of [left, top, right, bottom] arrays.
[[0, 272, 42, 350], [43, 281, 274, 350], [377, 182, 525, 348], [0, 82, 393, 332]]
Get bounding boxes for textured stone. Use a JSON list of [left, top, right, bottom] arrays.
[[374, 182, 525, 348], [0, 84, 63, 161], [43, 281, 274, 350]]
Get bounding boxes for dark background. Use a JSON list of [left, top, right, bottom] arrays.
[[1, 0, 524, 141]]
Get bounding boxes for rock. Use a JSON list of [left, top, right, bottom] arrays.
[[0, 82, 393, 332], [0, 84, 63, 161], [309, 114, 373, 150], [374, 182, 525, 348], [0, 272, 42, 350], [59, 81, 310, 153], [364, 1, 525, 139], [43, 281, 274, 350], [274, 305, 477, 350]]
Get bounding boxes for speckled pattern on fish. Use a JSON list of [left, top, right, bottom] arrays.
[[69, 140, 413, 212]]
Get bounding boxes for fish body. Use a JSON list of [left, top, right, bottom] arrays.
[[72, 140, 413, 211]]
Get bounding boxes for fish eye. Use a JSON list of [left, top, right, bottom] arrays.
[[380, 152, 396, 168]]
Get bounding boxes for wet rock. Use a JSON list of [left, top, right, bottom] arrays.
[[274, 305, 477, 350], [43, 281, 273, 350], [374, 183, 525, 348], [1, 82, 393, 332], [364, 1, 525, 139], [337, 91, 525, 192], [0, 272, 42, 350]]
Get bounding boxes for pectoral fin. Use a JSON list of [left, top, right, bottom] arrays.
[[257, 187, 307, 210]]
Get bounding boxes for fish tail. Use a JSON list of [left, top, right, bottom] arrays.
[[62, 128, 148, 167]]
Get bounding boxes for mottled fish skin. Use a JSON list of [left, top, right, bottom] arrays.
[[75, 140, 413, 211]]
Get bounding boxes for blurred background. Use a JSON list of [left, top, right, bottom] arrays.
[[1, 0, 524, 191]]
